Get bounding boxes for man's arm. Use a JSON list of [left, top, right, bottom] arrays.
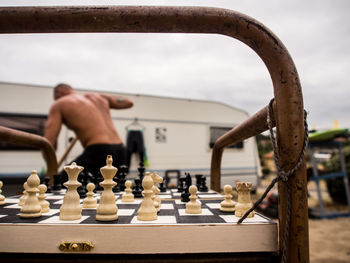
[[101, 94, 133, 109], [44, 103, 62, 149]]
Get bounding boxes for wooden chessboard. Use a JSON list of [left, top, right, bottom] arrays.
[[0, 189, 277, 255]]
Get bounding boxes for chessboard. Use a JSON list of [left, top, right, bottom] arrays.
[[0, 189, 277, 254]]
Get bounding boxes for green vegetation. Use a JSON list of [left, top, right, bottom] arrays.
[[323, 144, 350, 204]]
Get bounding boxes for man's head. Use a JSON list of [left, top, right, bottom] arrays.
[[53, 83, 74, 100]]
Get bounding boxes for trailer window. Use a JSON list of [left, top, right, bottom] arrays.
[[0, 113, 47, 151], [209, 126, 243, 149]]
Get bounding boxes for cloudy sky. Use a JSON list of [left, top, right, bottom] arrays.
[[0, 0, 349, 130]]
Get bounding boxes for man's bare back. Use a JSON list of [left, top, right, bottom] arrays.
[[45, 85, 133, 149], [56, 93, 121, 147]]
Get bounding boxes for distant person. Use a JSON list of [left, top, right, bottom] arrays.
[[45, 83, 133, 178]]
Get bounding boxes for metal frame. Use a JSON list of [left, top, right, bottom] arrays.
[[0, 6, 309, 262], [0, 125, 57, 181], [309, 141, 350, 218]]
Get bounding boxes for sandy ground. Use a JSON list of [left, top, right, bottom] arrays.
[[308, 181, 350, 263], [309, 217, 350, 263], [256, 179, 350, 263]]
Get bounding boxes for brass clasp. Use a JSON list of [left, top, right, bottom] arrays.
[[59, 241, 94, 252]]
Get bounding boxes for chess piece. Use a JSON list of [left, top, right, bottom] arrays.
[[185, 185, 202, 214], [20, 170, 42, 218], [220, 185, 235, 212], [137, 172, 157, 221], [77, 170, 88, 198], [60, 162, 83, 220], [159, 182, 166, 192], [137, 162, 145, 183], [132, 179, 143, 198], [38, 184, 50, 213], [96, 155, 118, 221], [151, 172, 163, 212], [195, 174, 203, 189], [95, 171, 104, 192], [0, 181, 5, 205], [181, 173, 192, 202], [122, 180, 134, 202], [199, 176, 208, 192], [19, 182, 29, 206], [118, 165, 128, 192], [52, 173, 62, 191], [164, 172, 170, 189], [177, 177, 185, 193], [235, 182, 254, 218], [83, 183, 97, 208], [43, 177, 52, 193]]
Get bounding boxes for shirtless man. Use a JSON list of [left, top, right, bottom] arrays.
[[45, 83, 133, 179]]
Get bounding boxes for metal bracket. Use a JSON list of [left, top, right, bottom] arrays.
[[59, 241, 94, 252]]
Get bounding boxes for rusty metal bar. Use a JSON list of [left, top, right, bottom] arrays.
[[0, 6, 309, 262], [211, 103, 276, 191], [0, 126, 58, 184]]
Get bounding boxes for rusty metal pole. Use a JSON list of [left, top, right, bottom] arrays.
[[0, 126, 58, 184], [211, 103, 275, 191], [0, 6, 309, 262]]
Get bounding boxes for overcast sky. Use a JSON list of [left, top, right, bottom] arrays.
[[0, 0, 349, 130]]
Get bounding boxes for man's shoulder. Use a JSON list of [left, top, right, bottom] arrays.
[[84, 91, 104, 97], [84, 92, 109, 101], [50, 95, 75, 109]]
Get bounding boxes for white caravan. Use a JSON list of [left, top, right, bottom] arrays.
[[0, 82, 261, 189]]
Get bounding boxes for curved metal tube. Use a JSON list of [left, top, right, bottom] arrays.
[[0, 6, 308, 262], [211, 102, 276, 191], [0, 126, 58, 184]]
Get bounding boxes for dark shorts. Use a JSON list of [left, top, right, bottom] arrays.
[[126, 130, 144, 153], [59, 143, 126, 178]]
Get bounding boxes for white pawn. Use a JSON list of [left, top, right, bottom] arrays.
[[137, 172, 157, 221], [0, 181, 5, 205], [38, 184, 50, 213], [185, 185, 202, 214], [20, 170, 42, 218], [122, 180, 134, 202], [220, 185, 235, 212], [83, 183, 97, 208], [18, 182, 29, 206], [60, 162, 83, 220]]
